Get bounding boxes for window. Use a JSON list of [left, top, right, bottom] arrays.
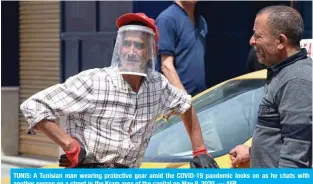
[[144, 79, 266, 162]]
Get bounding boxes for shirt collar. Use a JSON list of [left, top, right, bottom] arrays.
[[104, 67, 127, 91], [173, 2, 200, 26], [173, 2, 188, 16], [267, 48, 308, 80], [105, 67, 149, 94]]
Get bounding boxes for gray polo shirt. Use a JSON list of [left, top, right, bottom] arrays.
[[251, 49, 312, 168]]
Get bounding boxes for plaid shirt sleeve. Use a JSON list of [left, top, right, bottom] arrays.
[[20, 69, 96, 134], [160, 74, 192, 115]]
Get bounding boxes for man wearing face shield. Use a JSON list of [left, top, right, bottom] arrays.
[[113, 24, 155, 77], [20, 13, 219, 169]]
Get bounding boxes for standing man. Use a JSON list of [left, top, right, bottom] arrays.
[[155, 0, 208, 97], [20, 13, 219, 169], [230, 5, 312, 168]]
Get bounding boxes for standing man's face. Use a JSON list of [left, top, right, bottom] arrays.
[[119, 32, 148, 71], [249, 13, 280, 66]]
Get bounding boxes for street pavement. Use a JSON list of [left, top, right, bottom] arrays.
[[1, 163, 20, 178]]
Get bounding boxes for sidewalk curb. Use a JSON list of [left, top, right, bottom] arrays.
[[1, 156, 57, 168]]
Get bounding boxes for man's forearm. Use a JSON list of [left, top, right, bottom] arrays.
[[161, 56, 186, 91], [35, 120, 74, 151], [161, 55, 206, 150], [181, 106, 206, 150], [163, 68, 186, 91]]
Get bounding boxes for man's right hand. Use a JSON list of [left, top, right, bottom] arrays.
[[59, 139, 86, 168], [229, 145, 250, 168]]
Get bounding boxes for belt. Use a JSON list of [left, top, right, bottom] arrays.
[[74, 163, 129, 168]]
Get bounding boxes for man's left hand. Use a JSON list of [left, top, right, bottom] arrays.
[[229, 144, 250, 168], [190, 148, 219, 168], [59, 139, 86, 168]]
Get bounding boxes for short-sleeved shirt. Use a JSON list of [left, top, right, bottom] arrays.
[[155, 3, 208, 96], [20, 67, 191, 168]]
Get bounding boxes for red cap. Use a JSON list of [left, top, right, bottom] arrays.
[[116, 13, 159, 43]]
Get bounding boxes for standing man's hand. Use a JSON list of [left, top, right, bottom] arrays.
[[229, 145, 250, 168], [59, 139, 86, 168], [190, 148, 219, 168]]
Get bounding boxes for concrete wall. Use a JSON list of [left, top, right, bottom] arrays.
[[1, 87, 20, 156]]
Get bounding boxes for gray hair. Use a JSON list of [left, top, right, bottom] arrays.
[[257, 5, 304, 46]]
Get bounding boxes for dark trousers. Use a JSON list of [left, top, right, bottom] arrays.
[[73, 163, 129, 168]]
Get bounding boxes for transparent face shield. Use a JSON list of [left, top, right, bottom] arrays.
[[111, 25, 156, 77]]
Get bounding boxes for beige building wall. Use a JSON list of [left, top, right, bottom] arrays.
[[18, 1, 61, 159]]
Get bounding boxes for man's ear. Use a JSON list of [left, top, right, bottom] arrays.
[[276, 34, 288, 50]]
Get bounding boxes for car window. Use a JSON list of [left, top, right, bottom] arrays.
[[144, 79, 266, 162]]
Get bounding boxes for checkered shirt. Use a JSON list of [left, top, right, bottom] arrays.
[[20, 67, 191, 168]]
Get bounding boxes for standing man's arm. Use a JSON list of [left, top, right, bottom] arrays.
[[277, 78, 312, 168], [156, 17, 186, 92], [20, 70, 95, 167], [157, 15, 217, 168], [161, 55, 204, 150], [160, 75, 219, 168], [181, 106, 220, 168], [157, 16, 203, 149], [161, 55, 186, 91]]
